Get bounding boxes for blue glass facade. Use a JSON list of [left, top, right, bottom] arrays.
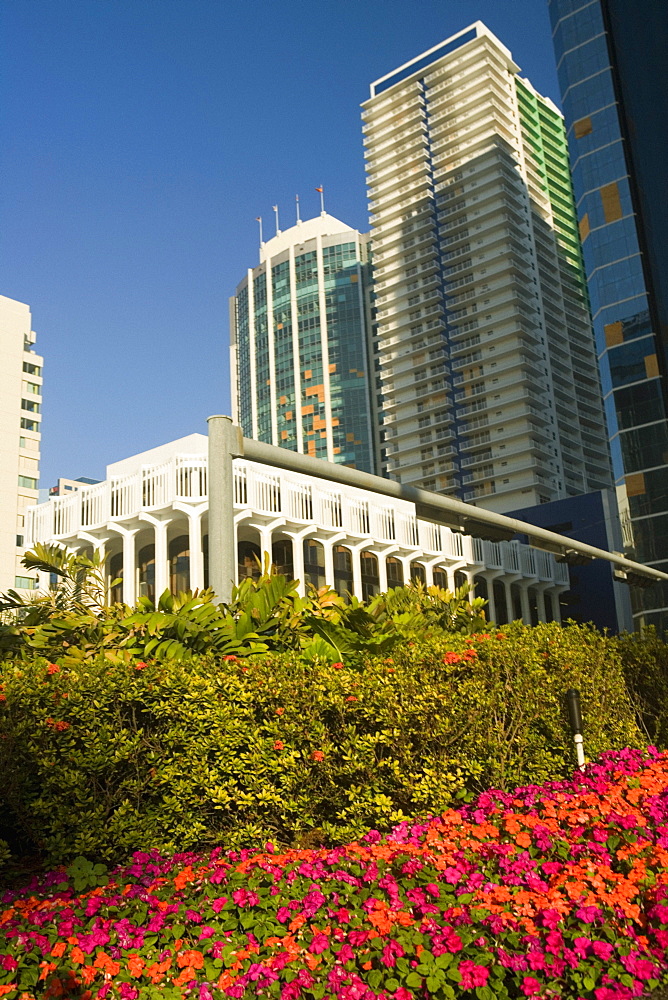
[[231, 220, 377, 474], [549, 0, 668, 631]]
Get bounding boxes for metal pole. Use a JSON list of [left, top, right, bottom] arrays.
[[566, 688, 586, 770], [207, 415, 243, 603]]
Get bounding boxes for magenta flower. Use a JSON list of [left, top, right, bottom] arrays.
[[521, 976, 542, 996], [458, 959, 489, 988], [380, 940, 404, 967], [309, 932, 329, 954]]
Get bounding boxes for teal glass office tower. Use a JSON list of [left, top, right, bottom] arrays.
[[549, 0, 668, 630], [230, 214, 377, 473]]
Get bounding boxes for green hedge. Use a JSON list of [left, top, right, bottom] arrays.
[[0, 622, 642, 867]]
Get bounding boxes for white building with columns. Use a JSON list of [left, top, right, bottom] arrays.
[[25, 431, 575, 624]]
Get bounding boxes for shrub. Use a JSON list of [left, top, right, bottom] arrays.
[[616, 626, 668, 748], [0, 623, 642, 868], [0, 748, 667, 999]]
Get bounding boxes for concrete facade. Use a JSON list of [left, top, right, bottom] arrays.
[[362, 23, 611, 512], [0, 295, 43, 592], [25, 432, 572, 623]]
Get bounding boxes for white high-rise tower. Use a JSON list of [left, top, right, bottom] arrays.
[[362, 23, 611, 512], [0, 295, 43, 591]]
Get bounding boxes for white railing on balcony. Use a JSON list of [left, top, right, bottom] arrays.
[[25, 452, 570, 588]]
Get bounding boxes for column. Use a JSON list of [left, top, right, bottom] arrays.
[[121, 529, 138, 605], [535, 586, 547, 623], [188, 512, 204, 591], [400, 555, 413, 584], [484, 575, 497, 624], [352, 548, 363, 600], [378, 554, 388, 594], [207, 415, 243, 603], [154, 519, 169, 599], [291, 535, 306, 597], [259, 525, 273, 571], [519, 583, 532, 624], [323, 540, 334, 591], [504, 580, 514, 622]]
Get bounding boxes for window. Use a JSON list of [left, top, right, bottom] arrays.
[[24, 382, 40, 395], [21, 418, 38, 431], [15, 576, 36, 590], [16, 535, 24, 547], [18, 475, 38, 489], [21, 400, 40, 413], [23, 361, 42, 375]]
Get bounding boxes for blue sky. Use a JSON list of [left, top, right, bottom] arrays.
[[1, 0, 560, 488]]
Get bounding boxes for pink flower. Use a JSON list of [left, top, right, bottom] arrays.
[[380, 940, 405, 967], [521, 977, 542, 996], [458, 960, 489, 989], [309, 933, 329, 954]]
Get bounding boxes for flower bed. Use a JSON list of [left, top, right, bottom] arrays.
[[2, 748, 668, 999]]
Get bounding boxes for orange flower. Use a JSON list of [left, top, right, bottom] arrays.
[[311, 750, 325, 761], [274, 740, 285, 750], [127, 953, 145, 977], [176, 950, 204, 970], [51, 942, 67, 958]]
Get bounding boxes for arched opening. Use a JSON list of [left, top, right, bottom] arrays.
[[109, 551, 123, 605], [474, 575, 489, 606], [333, 545, 353, 599], [272, 538, 294, 579], [410, 561, 426, 585], [138, 544, 156, 603], [511, 582, 523, 621], [303, 539, 326, 590], [493, 581, 508, 624], [386, 556, 403, 588], [454, 570, 468, 592], [433, 568, 449, 590], [238, 539, 262, 581], [169, 534, 190, 594], [360, 551, 380, 600]]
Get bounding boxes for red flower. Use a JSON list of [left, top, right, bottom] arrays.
[[346, 696, 358, 702], [274, 740, 285, 751], [443, 652, 462, 665], [134, 662, 147, 671], [276, 707, 284, 715], [47, 664, 60, 675], [331, 662, 344, 670], [311, 751, 325, 762], [223, 655, 238, 662]]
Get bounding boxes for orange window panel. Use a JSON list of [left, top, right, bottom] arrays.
[[332, 418, 340, 427], [329, 364, 337, 373], [279, 395, 287, 405], [333, 447, 341, 454], [600, 182, 623, 223], [346, 432, 355, 442], [573, 116, 593, 138], [604, 322, 623, 347], [645, 354, 660, 378], [626, 473, 645, 497], [320, 431, 327, 438], [281, 430, 288, 440], [304, 370, 312, 379], [307, 440, 316, 456], [301, 404, 314, 415], [579, 214, 590, 242], [285, 410, 293, 420]]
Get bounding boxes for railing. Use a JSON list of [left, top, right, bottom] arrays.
[[25, 453, 569, 586]]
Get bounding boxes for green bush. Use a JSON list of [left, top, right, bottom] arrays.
[[616, 625, 668, 747], [0, 621, 642, 869]]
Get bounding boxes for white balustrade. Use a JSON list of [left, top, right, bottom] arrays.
[[24, 452, 569, 590]]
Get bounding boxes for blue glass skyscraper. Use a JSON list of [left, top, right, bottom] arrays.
[[549, 0, 668, 631]]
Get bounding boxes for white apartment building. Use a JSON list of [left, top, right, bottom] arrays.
[[25, 432, 572, 625], [362, 23, 611, 512], [0, 295, 43, 592]]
